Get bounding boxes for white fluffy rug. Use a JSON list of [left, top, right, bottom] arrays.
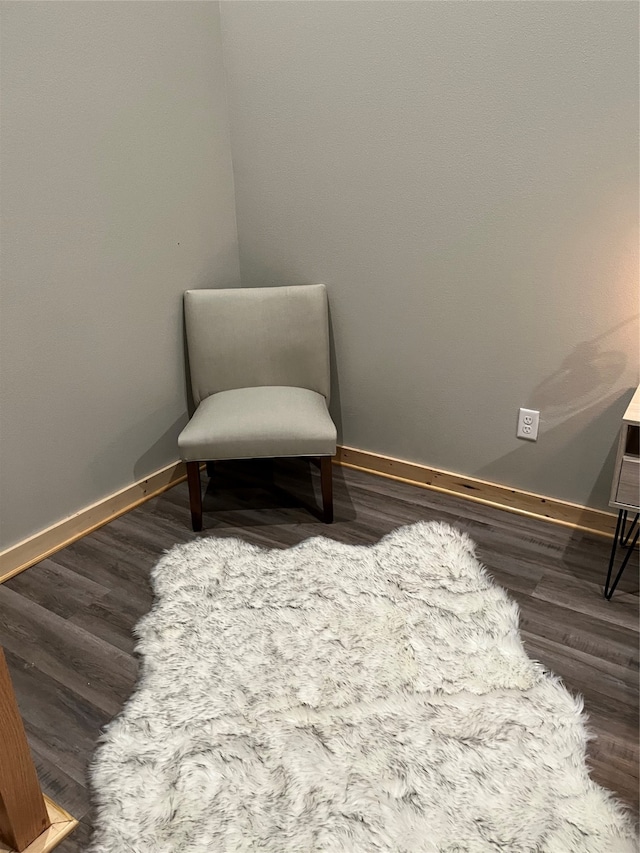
[[89, 522, 637, 852]]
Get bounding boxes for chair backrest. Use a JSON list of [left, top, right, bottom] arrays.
[[184, 285, 331, 406]]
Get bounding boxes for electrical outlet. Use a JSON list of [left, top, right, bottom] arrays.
[[516, 408, 540, 441]]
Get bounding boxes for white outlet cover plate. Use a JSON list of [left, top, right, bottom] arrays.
[[517, 408, 540, 441]]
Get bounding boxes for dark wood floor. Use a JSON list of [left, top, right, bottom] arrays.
[[1, 460, 638, 851]]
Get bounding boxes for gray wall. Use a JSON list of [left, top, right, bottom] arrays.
[[1, 1, 637, 553], [0, 1, 239, 549], [220, 1, 639, 510]]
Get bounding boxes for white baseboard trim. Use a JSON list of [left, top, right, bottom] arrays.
[[0, 461, 189, 584], [335, 446, 618, 539]]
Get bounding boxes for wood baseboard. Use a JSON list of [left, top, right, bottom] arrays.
[[0, 448, 618, 586], [0, 462, 190, 584], [335, 446, 618, 539], [0, 797, 78, 853]]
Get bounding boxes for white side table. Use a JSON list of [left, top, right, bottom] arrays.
[[604, 385, 640, 599]]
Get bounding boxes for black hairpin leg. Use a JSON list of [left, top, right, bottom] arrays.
[[619, 510, 639, 547], [604, 509, 639, 600]]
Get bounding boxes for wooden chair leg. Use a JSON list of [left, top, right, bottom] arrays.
[[320, 456, 334, 523], [0, 648, 51, 852], [186, 462, 202, 532], [206, 461, 215, 478]]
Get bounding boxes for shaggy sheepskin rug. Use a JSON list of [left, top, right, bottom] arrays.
[[89, 522, 637, 852]]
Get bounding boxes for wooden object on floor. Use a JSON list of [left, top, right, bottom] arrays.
[[335, 446, 618, 538], [0, 648, 50, 851], [0, 799, 78, 853], [186, 462, 203, 532], [0, 462, 190, 585]]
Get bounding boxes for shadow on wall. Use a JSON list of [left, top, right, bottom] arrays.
[[478, 317, 638, 513], [131, 410, 189, 482], [478, 388, 630, 507], [529, 316, 636, 423], [91, 405, 189, 488]]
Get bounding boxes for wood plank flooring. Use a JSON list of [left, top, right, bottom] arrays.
[[1, 459, 638, 851]]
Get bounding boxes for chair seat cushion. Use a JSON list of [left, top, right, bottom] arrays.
[[178, 386, 337, 461]]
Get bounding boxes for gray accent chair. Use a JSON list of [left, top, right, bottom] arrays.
[[179, 284, 337, 530]]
